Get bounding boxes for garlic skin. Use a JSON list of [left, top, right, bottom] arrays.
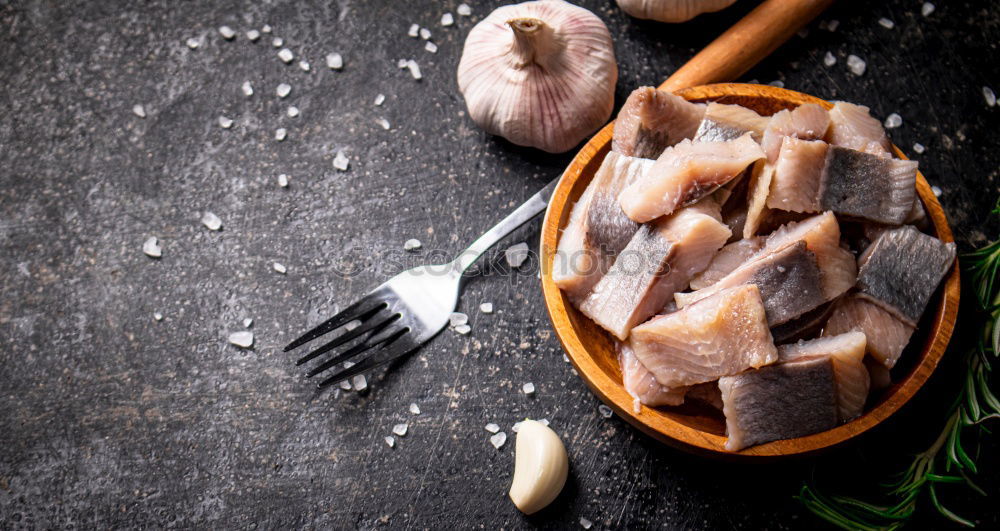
[[457, 0, 617, 153], [615, 0, 738, 23], [509, 419, 569, 514]]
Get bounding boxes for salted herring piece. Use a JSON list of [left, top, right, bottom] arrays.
[[692, 102, 769, 143], [823, 295, 915, 369], [612, 86, 706, 159], [778, 332, 870, 422], [760, 103, 830, 162], [688, 237, 764, 290], [827, 101, 888, 152], [618, 341, 687, 411]]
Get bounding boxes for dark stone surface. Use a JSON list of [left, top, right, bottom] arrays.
[[1, 0, 998, 528]]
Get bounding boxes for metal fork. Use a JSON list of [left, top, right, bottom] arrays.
[[284, 178, 559, 388]]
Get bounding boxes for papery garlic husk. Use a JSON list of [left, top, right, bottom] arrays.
[[509, 419, 569, 514], [457, 0, 617, 153], [615, 0, 738, 23]]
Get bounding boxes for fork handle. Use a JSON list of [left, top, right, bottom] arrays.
[[454, 177, 560, 272]]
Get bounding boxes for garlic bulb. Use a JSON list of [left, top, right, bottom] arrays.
[[457, 0, 617, 153], [615, 0, 738, 23], [509, 419, 569, 514]]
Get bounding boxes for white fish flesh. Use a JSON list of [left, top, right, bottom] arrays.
[[613, 87, 706, 159], [693, 102, 769, 142], [618, 341, 687, 412], [688, 236, 764, 290], [742, 160, 773, 238], [760, 103, 830, 162], [826, 101, 890, 153], [777, 331, 870, 422], [768, 137, 828, 213], [823, 295, 915, 369]]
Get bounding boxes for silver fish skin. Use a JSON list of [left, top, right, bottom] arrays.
[[770, 299, 837, 344], [693, 102, 770, 142], [777, 331, 870, 422], [819, 146, 917, 225], [613, 87, 706, 159]]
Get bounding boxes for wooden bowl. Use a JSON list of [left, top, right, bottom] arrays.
[[539, 83, 960, 459]]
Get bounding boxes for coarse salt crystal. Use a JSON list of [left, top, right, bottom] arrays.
[[768, 80, 784, 88], [261, 24, 272, 34], [932, 186, 942, 197], [878, 17, 894, 29], [243, 318, 253, 328], [393, 423, 408, 436], [441, 13, 454, 27], [241, 81, 253, 97], [823, 51, 837, 67], [457, 3, 471, 16], [425, 41, 437, 54], [272, 37, 283, 48], [449, 312, 469, 327], [132, 104, 146, 118], [505, 242, 529, 268], [339, 380, 352, 391], [142, 237, 161, 258], [273, 262, 287, 274], [218, 116, 233, 128], [277, 174, 289, 187], [352, 374, 367, 391], [884, 113, 902, 129], [326, 53, 343, 70], [376, 118, 390, 130], [921, 2, 935, 17], [287, 106, 300, 118], [397, 58, 409, 69], [153, 312, 163, 321], [522, 382, 535, 395], [913, 143, 925, 154], [485, 423, 500, 433], [333, 151, 350, 171], [298, 60, 310, 72], [278, 48, 294, 63], [275, 128, 287, 141], [186, 37, 200, 49], [409, 403, 421, 415], [201, 211, 222, 231], [599, 405, 613, 418], [228, 331, 254, 348], [454, 324, 471, 335], [385, 436, 395, 448], [419, 27, 431, 40], [276, 83, 291, 98], [408, 23, 420, 38], [246, 29, 260, 41], [407, 60, 422, 80], [218, 25, 235, 39], [403, 238, 422, 251], [563, 353, 570, 363], [826, 19, 839, 32], [374, 94, 385, 106], [579, 517, 593, 529], [796, 28, 809, 39], [480, 302, 493, 314], [984, 86, 997, 107], [511, 421, 522, 433], [490, 432, 507, 449], [539, 418, 549, 426], [846, 54, 866, 76]]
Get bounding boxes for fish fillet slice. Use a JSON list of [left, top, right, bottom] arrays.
[[631, 284, 778, 389], [618, 341, 687, 412], [580, 201, 730, 340], [819, 146, 917, 225], [778, 332, 870, 422], [856, 225, 956, 326], [688, 236, 764, 290], [719, 356, 838, 451], [743, 160, 774, 238], [761, 103, 831, 162], [686, 381, 724, 410], [770, 300, 836, 344], [767, 137, 828, 213], [759, 211, 857, 300], [613, 87, 707, 159], [619, 134, 765, 223], [826, 101, 890, 152], [693, 102, 770, 142], [823, 295, 915, 369], [553, 152, 652, 303]]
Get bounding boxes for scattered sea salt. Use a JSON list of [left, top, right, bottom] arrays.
[[273, 262, 287, 274], [201, 211, 222, 231], [457, 3, 471, 16], [425, 41, 437, 54], [241, 81, 253, 97], [599, 405, 613, 418], [374, 94, 385, 106], [419, 27, 431, 40], [932, 186, 942, 197], [796, 28, 808, 39], [512, 421, 523, 433], [376, 118, 390, 130], [878, 17, 894, 30], [480, 302, 493, 314], [408, 23, 420, 38], [326, 53, 343, 70], [186, 37, 200, 49], [579, 517, 593, 529], [218, 25, 235, 39], [921, 2, 935, 17], [485, 423, 500, 433], [403, 238, 422, 251], [142, 237, 162, 258], [132, 104, 146, 118], [287, 106, 300, 118], [913, 143, 925, 154], [333, 151, 350, 171], [298, 60, 310, 72], [522, 382, 535, 395], [984, 86, 996, 107], [339, 380, 352, 391], [278, 48, 294, 63], [441, 13, 454, 27], [276, 83, 291, 98], [218, 116, 233, 128], [246, 29, 260, 41], [277, 174, 289, 187], [153, 312, 163, 321], [505, 242, 530, 268], [449, 312, 469, 327], [823, 51, 837, 67], [768, 80, 784, 88], [393, 423, 408, 436], [352, 374, 368, 391], [275, 128, 287, 141], [563, 353, 570, 363], [261, 24, 272, 34], [385, 436, 395, 448], [490, 432, 507, 449], [397, 58, 409, 69], [409, 403, 421, 415], [454, 324, 471, 335], [846, 54, 866, 76], [826, 19, 839, 32], [243, 318, 253, 328], [539, 418, 549, 426], [272, 37, 283, 48], [228, 331, 254, 348], [406, 60, 422, 80], [884, 113, 902, 129]]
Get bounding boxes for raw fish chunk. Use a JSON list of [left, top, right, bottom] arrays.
[[693, 103, 769, 142], [613, 87, 706, 159], [778, 332, 870, 422], [823, 295, 915, 369], [722, 203, 748, 243], [819, 146, 917, 225], [618, 341, 687, 412], [865, 356, 892, 390], [580, 201, 730, 340], [760, 103, 831, 162], [770, 300, 836, 344], [689, 237, 764, 290], [719, 356, 838, 451], [757, 212, 857, 300], [855, 225, 956, 325], [630, 284, 778, 389], [767, 137, 828, 213], [619, 134, 765, 223], [553, 152, 652, 303], [675, 241, 826, 327], [827, 102, 890, 153], [742, 161, 773, 238], [686, 381, 724, 410]]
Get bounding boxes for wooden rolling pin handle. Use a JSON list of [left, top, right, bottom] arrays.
[[659, 0, 835, 93]]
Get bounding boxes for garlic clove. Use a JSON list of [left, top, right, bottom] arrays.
[[457, 0, 617, 153], [509, 419, 569, 515], [615, 0, 738, 23]]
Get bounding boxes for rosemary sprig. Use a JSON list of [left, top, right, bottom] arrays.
[[798, 225, 1000, 529]]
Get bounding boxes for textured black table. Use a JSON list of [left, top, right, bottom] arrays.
[[2, 0, 999, 528]]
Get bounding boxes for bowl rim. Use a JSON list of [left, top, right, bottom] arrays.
[[539, 83, 961, 459]]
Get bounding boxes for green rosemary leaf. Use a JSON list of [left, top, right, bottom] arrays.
[[928, 483, 976, 528], [925, 474, 964, 483], [959, 469, 988, 497]]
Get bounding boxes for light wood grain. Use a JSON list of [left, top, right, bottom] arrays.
[[539, 84, 960, 459]]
